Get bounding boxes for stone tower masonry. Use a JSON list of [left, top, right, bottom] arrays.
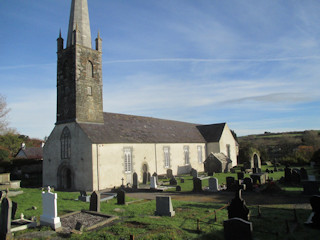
[[56, 0, 103, 124]]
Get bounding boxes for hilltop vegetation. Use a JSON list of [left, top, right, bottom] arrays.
[[238, 130, 320, 166]]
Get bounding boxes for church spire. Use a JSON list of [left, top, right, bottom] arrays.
[[67, 0, 92, 48]]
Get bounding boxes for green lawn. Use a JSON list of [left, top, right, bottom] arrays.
[[6, 165, 320, 240]]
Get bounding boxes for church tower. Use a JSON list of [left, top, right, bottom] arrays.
[[56, 0, 104, 124]]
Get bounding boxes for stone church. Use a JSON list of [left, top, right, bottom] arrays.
[[43, 0, 238, 191]]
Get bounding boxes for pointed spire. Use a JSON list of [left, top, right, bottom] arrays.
[[67, 0, 92, 48]]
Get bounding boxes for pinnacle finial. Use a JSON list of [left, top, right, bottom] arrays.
[[59, 28, 62, 38]]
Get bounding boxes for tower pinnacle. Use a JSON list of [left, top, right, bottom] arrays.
[[67, 0, 92, 48]]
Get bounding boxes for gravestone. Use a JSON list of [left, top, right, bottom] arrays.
[[305, 195, 320, 228], [117, 189, 126, 205], [243, 177, 253, 191], [230, 168, 235, 173], [143, 172, 147, 184], [155, 196, 175, 217], [11, 201, 17, 220], [266, 169, 270, 173], [176, 186, 181, 192], [226, 176, 236, 191], [292, 169, 301, 183], [208, 172, 214, 176], [150, 176, 157, 189], [40, 186, 61, 229], [191, 168, 198, 178], [180, 178, 185, 184], [284, 167, 292, 183], [152, 172, 158, 184], [302, 181, 320, 195], [224, 217, 253, 240], [132, 172, 138, 189], [227, 190, 250, 221], [237, 172, 244, 180], [0, 197, 12, 240], [78, 190, 90, 202], [209, 177, 219, 192], [0, 191, 3, 202], [250, 173, 268, 185], [166, 169, 173, 179], [300, 168, 308, 180], [193, 177, 202, 192], [252, 168, 258, 174], [170, 177, 177, 185], [75, 221, 84, 232], [147, 172, 151, 182], [89, 191, 101, 212]]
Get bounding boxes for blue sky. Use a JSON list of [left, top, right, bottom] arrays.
[[1, 0, 320, 139]]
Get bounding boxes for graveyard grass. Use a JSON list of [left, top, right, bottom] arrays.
[[8, 165, 319, 240]]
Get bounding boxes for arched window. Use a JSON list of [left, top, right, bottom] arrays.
[[61, 127, 71, 159], [87, 60, 94, 78]]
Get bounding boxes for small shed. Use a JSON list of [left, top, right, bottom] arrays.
[[204, 153, 232, 174]]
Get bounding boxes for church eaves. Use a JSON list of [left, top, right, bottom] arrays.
[[67, 0, 92, 48]]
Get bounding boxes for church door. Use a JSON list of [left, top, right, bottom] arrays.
[[57, 164, 73, 190]]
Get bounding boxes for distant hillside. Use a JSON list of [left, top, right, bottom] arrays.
[[237, 130, 320, 165]]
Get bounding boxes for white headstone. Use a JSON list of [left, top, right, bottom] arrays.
[[209, 177, 220, 192], [40, 186, 61, 230], [150, 176, 157, 189]]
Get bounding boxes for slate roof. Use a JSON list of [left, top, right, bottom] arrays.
[[15, 147, 43, 160], [196, 123, 226, 142], [78, 112, 226, 144]]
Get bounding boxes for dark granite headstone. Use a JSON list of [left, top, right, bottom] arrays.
[[226, 176, 236, 191], [237, 172, 244, 180], [300, 168, 308, 180], [176, 186, 181, 192], [143, 172, 147, 184], [0, 197, 12, 240], [80, 191, 87, 197], [224, 217, 253, 240], [266, 169, 270, 173], [227, 190, 250, 221], [243, 178, 253, 191], [11, 201, 17, 220], [180, 178, 185, 184], [191, 168, 198, 178], [170, 177, 177, 186], [208, 172, 214, 176], [193, 177, 202, 192], [292, 169, 301, 183], [306, 195, 320, 228], [303, 181, 320, 195], [284, 167, 292, 183], [252, 168, 258, 174], [89, 191, 100, 212], [133, 172, 138, 189], [117, 189, 126, 205], [75, 221, 84, 232], [166, 169, 173, 179]]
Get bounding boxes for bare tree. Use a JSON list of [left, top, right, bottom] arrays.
[[0, 94, 10, 134]]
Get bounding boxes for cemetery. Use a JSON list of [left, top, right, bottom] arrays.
[[0, 164, 319, 239]]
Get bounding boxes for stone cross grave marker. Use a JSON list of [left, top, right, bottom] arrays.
[[193, 177, 202, 192], [132, 172, 138, 189], [117, 189, 126, 205], [0, 196, 12, 240], [40, 186, 61, 230], [227, 189, 250, 221], [150, 176, 157, 189], [224, 217, 253, 240], [209, 177, 219, 192], [89, 191, 101, 212], [155, 196, 175, 217]]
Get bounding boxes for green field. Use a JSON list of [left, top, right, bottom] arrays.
[[4, 166, 319, 240]]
